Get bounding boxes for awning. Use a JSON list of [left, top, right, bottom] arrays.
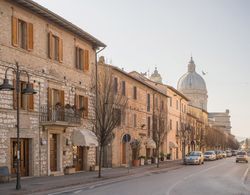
[[146, 138, 156, 149], [72, 129, 98, 147], [169, 141, 178, 148]]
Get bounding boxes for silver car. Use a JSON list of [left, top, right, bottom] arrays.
[[204, 151, 216, 161], [184, 151, 204, 165], [236, 151, 248, 163]]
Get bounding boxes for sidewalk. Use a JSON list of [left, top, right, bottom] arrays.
[[0, 160, 183, 195]]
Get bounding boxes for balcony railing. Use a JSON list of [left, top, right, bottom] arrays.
[[40, 105, 81, 125]]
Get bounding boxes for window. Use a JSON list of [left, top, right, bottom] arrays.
[[176, 121, 179, 131], [147, 117, 151, 136], [122, 81, 126, 96], [133, 114, 137, 128], [176, 99, 179, 110], [155, 97, 158, 109], [170, 97, 172, 107], [114, 108, 121, 126], [161, 100, 164, 111], [48, 32, 63, 62], [114, 77, 118, 94], [12, 16, 33, 50], [147, 93, 150, 112], [75, 46, 89, 71], [13, 80, 34, 111], [75, 94, 88, 118], [133, 86, 137, 100], [170, 119, 172, 130]]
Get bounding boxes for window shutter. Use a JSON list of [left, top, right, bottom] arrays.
[[75, 47, 79, 69], [27, 23, 33, 51], [58, 38, 63, 63], [74, 94, 79, 109], [12, 16, 18, 47], [28, 83, 34, 111], [81, 49, 85, 72], [84, 50, 89, 71], [47, 87, 52, 108], [83, 96, 88, 117], [60, 90, 65, 106], [48, 32, 53, 59], [13, 79, 17, 109]]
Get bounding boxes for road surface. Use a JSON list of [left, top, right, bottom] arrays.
[[44, 157, 250, 195]]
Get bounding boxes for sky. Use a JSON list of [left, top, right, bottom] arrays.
[[33, 0, 250, 139]]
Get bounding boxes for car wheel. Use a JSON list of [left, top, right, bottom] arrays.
[[246, 161, 248, 163], [202, 161, 204, 164], [236, 160, 238, 163]]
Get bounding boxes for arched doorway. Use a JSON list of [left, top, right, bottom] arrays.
[[121, 134, 131, 164]]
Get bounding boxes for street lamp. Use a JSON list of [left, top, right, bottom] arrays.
[[0, 62, 36, 190]]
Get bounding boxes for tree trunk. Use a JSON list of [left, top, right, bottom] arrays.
[[98, 146, 103, 178], [157, 144, 160, 168]]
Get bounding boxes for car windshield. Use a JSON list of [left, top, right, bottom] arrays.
[[204, 152, 213, 155], [237, 152, 246, 155], [189, 152, 201, 156]]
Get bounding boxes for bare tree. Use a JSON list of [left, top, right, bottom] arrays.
[[93, 65, 127, 178], [152, 95, 168, 168]]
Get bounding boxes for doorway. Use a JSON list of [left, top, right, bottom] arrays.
[[50, 134, 57, 172], [73, 146, 88, 171], [11, 138, 30, 177]]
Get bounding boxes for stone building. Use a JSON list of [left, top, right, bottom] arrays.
[[0, 0, 105, 177], [98, 59, 169, 167]]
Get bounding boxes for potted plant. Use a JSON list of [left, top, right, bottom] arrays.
[[64, 165, 75, 175], [160, 152, 165, 161], [139, 156, 146, 166], [167, 153, 171, 160], [130, 139, 141, 167]]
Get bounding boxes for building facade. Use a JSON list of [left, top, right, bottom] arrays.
[[0, 0, 105, 177]]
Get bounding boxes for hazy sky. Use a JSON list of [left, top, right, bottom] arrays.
[[34, 0, 250, 139]]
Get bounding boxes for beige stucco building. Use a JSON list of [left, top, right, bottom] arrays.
[[0, 0, 105, 177]]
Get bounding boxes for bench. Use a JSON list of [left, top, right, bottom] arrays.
[[0, 166, 10, 183]]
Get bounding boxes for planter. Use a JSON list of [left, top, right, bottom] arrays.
[[146, 159, 152, 165], [140, 158, 145, 166], [132, 159, 140, 167], [152, 157, 158, 164], [64, 167, 75, 175]]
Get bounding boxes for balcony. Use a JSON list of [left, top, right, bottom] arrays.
[[40, 105, 81, 127]]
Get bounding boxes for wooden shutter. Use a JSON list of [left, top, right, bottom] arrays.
[[28, 83, 34, 111], [83, 96, 88, 117], [47, 87, 52, 120], [60, 90, 64, 106], [48, 32, 53, 59], [13, 79, 17, 109], [27, 23, 33, 51], [12, 16, 18, 47], [58, 38, 63, 63], [81, 49, 84, 72], [84, 50, 89, 71], [74, 94, 79, 109]]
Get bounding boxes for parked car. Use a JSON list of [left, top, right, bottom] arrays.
[[222, 151, 227, 158], [226, 150, 232, 157], [236, 151, 248, 163], [215, 150, 223, 159], [232, 150, 238, 156], [184, 151, 204, 165], [204, 151, 216, 161]]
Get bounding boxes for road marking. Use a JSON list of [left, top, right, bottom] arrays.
[[241, 167, 249, 183], [73, 190, 82, 194]]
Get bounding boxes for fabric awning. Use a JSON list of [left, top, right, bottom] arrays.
[[169, 141, 178, 148], [146, 138, 156, 149], [72, 129, 98, 147]]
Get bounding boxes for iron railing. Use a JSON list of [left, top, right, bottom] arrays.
[[40, 105, 81, 124]]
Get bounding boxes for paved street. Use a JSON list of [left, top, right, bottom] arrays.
[[44, 157, 250, 195]]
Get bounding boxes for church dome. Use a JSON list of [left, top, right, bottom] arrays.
[[177, 57, 207, 93], [150, 67, 162, 84]]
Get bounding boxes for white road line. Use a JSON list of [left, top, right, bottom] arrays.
[[241, 167, 249, 183], [73, 190, 82, 194]]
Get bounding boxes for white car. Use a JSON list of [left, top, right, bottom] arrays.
[[236, 151, 248, 163], [184, 151, 204, 165], [204, 151, 216, 161]]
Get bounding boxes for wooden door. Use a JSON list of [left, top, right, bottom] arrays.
[[122, 143, 126, 164], [50, 134, 57, 172], [11, 139, 29, 177], [75, 146, 83, 171]]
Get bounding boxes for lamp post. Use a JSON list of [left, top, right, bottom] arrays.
[[0, 62, 36, 190]]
